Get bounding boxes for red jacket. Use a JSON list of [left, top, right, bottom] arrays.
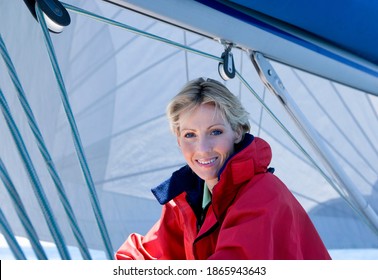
[[115, 134, 331, 260]]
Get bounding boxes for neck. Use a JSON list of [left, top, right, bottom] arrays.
[[205, 179, 218, 193]]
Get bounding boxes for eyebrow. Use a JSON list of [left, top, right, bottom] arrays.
[[180, 123, 226, 132]]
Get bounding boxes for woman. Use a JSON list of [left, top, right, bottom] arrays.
[[115, 78, 331, 260]]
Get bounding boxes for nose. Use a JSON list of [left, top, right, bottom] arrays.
[[197, 135, 212, 153]]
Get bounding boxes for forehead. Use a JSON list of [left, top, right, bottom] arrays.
[[179, 103, 229, 129]]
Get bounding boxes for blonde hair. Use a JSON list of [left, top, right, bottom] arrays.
[[166, 77, 250, 137]]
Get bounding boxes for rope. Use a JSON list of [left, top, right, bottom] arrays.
[[35, 4, 114, 259], [0, 88, 71, 259], [62, 2, 222, 63], [0, 158, 47, 260], [0, 35, 91, 259], [0, 207, 27, 260]]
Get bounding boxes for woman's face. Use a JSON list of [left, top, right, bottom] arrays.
[[177, 103, 242, 190]]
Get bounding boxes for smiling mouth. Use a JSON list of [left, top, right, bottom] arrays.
[[196, 157, 217, 165]]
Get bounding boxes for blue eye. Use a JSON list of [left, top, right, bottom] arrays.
[[211, 130, 223, 136], [184, 132, 196, 138]]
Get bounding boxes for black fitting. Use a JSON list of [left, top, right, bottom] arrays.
[[218, 45, 235, 80], [23, 0, 70, 33]]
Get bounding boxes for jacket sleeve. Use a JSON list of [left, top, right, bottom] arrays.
[[208, 174, 331, 260], [115, 200, 186, 260]]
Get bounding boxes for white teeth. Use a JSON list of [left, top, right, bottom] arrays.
[[197, 158, 216, 165]]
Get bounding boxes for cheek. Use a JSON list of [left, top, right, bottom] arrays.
[[219, 136, 236, 155], [179, 141, 193, 158], [221, 144, 235, 159]]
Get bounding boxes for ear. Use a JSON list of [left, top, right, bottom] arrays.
[[234, 127, 243, 144]]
